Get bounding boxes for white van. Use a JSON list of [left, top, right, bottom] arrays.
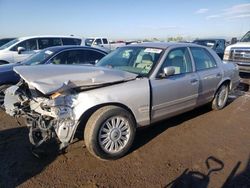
[[0, 36, 82, 64]]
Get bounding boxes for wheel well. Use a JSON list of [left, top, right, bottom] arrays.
[[215, 79, 231, 97], [74, 103, 136, 140], [221, 79, 231, 90]]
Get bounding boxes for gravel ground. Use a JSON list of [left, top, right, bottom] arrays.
[[0, 74, 249, 188]]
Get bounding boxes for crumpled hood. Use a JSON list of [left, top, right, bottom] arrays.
[[14, 65, 137, 95]]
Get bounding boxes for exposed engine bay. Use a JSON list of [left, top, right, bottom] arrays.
[[4, 80, 78, 150], [3, 65, 138, 152]]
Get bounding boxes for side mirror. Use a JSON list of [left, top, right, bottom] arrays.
[[17, 47, 25, 54], [163, 66, 175, 77]]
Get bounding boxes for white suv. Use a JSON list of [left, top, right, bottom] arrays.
[[0, 36, 82, 64]]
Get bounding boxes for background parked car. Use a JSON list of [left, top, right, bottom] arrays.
[[223, 31, 250, 73], [0, 38, 16, 47], [192, 39, 226, 59], [0, 45, 107, 108], [0, 35, 82, 64], [82, 37, 126, 53]]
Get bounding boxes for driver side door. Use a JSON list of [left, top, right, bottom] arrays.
[[12, 39, 38, 63], [150, 47, 199, 123]]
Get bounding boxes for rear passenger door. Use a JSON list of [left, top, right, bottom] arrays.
[[12, 38, 38, 63], [190, 47, 222, 105]]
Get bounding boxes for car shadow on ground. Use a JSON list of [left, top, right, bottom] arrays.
[[164, 156, 250, 188], [131, 104, 212, 153], [222, 156, 250, 188], [0, 126, 59, 188]]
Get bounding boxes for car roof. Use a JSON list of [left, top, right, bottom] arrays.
[[17, 35, 81, 40], [44, 45, 108, 54], [127, 42, 202, 49], [193, 39, 225, 41]]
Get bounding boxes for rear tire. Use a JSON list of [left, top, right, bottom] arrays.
[[84, 106, 136, 160], [211, 84, 229, 110]]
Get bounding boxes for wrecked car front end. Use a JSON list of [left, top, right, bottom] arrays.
[[4, 65, 139, 150], [4, 80, 78, 149]]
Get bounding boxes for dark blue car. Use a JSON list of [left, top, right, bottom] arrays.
[[0, 45, 107, 107]]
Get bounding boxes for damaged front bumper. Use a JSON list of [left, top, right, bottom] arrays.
[[4, 82, 79, 149]]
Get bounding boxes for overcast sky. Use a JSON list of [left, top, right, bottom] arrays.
[[0, 0, 249, 40]]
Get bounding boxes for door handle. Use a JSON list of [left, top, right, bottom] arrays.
[[216, 73, 222, 78], [190, 78, 198, 84]]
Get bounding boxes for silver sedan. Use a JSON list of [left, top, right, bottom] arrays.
[[4, 42, 240, 160]]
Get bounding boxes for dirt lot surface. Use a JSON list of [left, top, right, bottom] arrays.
[[0, 74, 250, 188]]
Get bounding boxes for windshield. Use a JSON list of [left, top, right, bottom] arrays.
[[0, 38, 15, 47], [96, 46, 163, 76], [0, 39, 19, 50], [240, 31, 250, 42], [193, 40, 216, 48], [21, 49, 56, 65], [85, 38, 94, 46]]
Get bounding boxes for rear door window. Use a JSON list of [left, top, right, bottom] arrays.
[[102, 38, 108, 44], [62, 38, 81, 45], [190, 47, 217, 71], [85, 50, 106, 64], [38, 38, 62, 49], [94, 39, 102, 45]]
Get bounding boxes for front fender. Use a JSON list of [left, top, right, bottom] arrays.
[[72, 78, 151, 127]]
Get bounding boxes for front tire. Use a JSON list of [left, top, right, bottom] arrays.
[[84, 106, 136, 160], [211, 84, 229, 110]]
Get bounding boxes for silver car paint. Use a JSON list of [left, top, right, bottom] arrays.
[[13, 65, 138, 95], [72, 78, 150, 125], [4, 42, 240, 147]]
